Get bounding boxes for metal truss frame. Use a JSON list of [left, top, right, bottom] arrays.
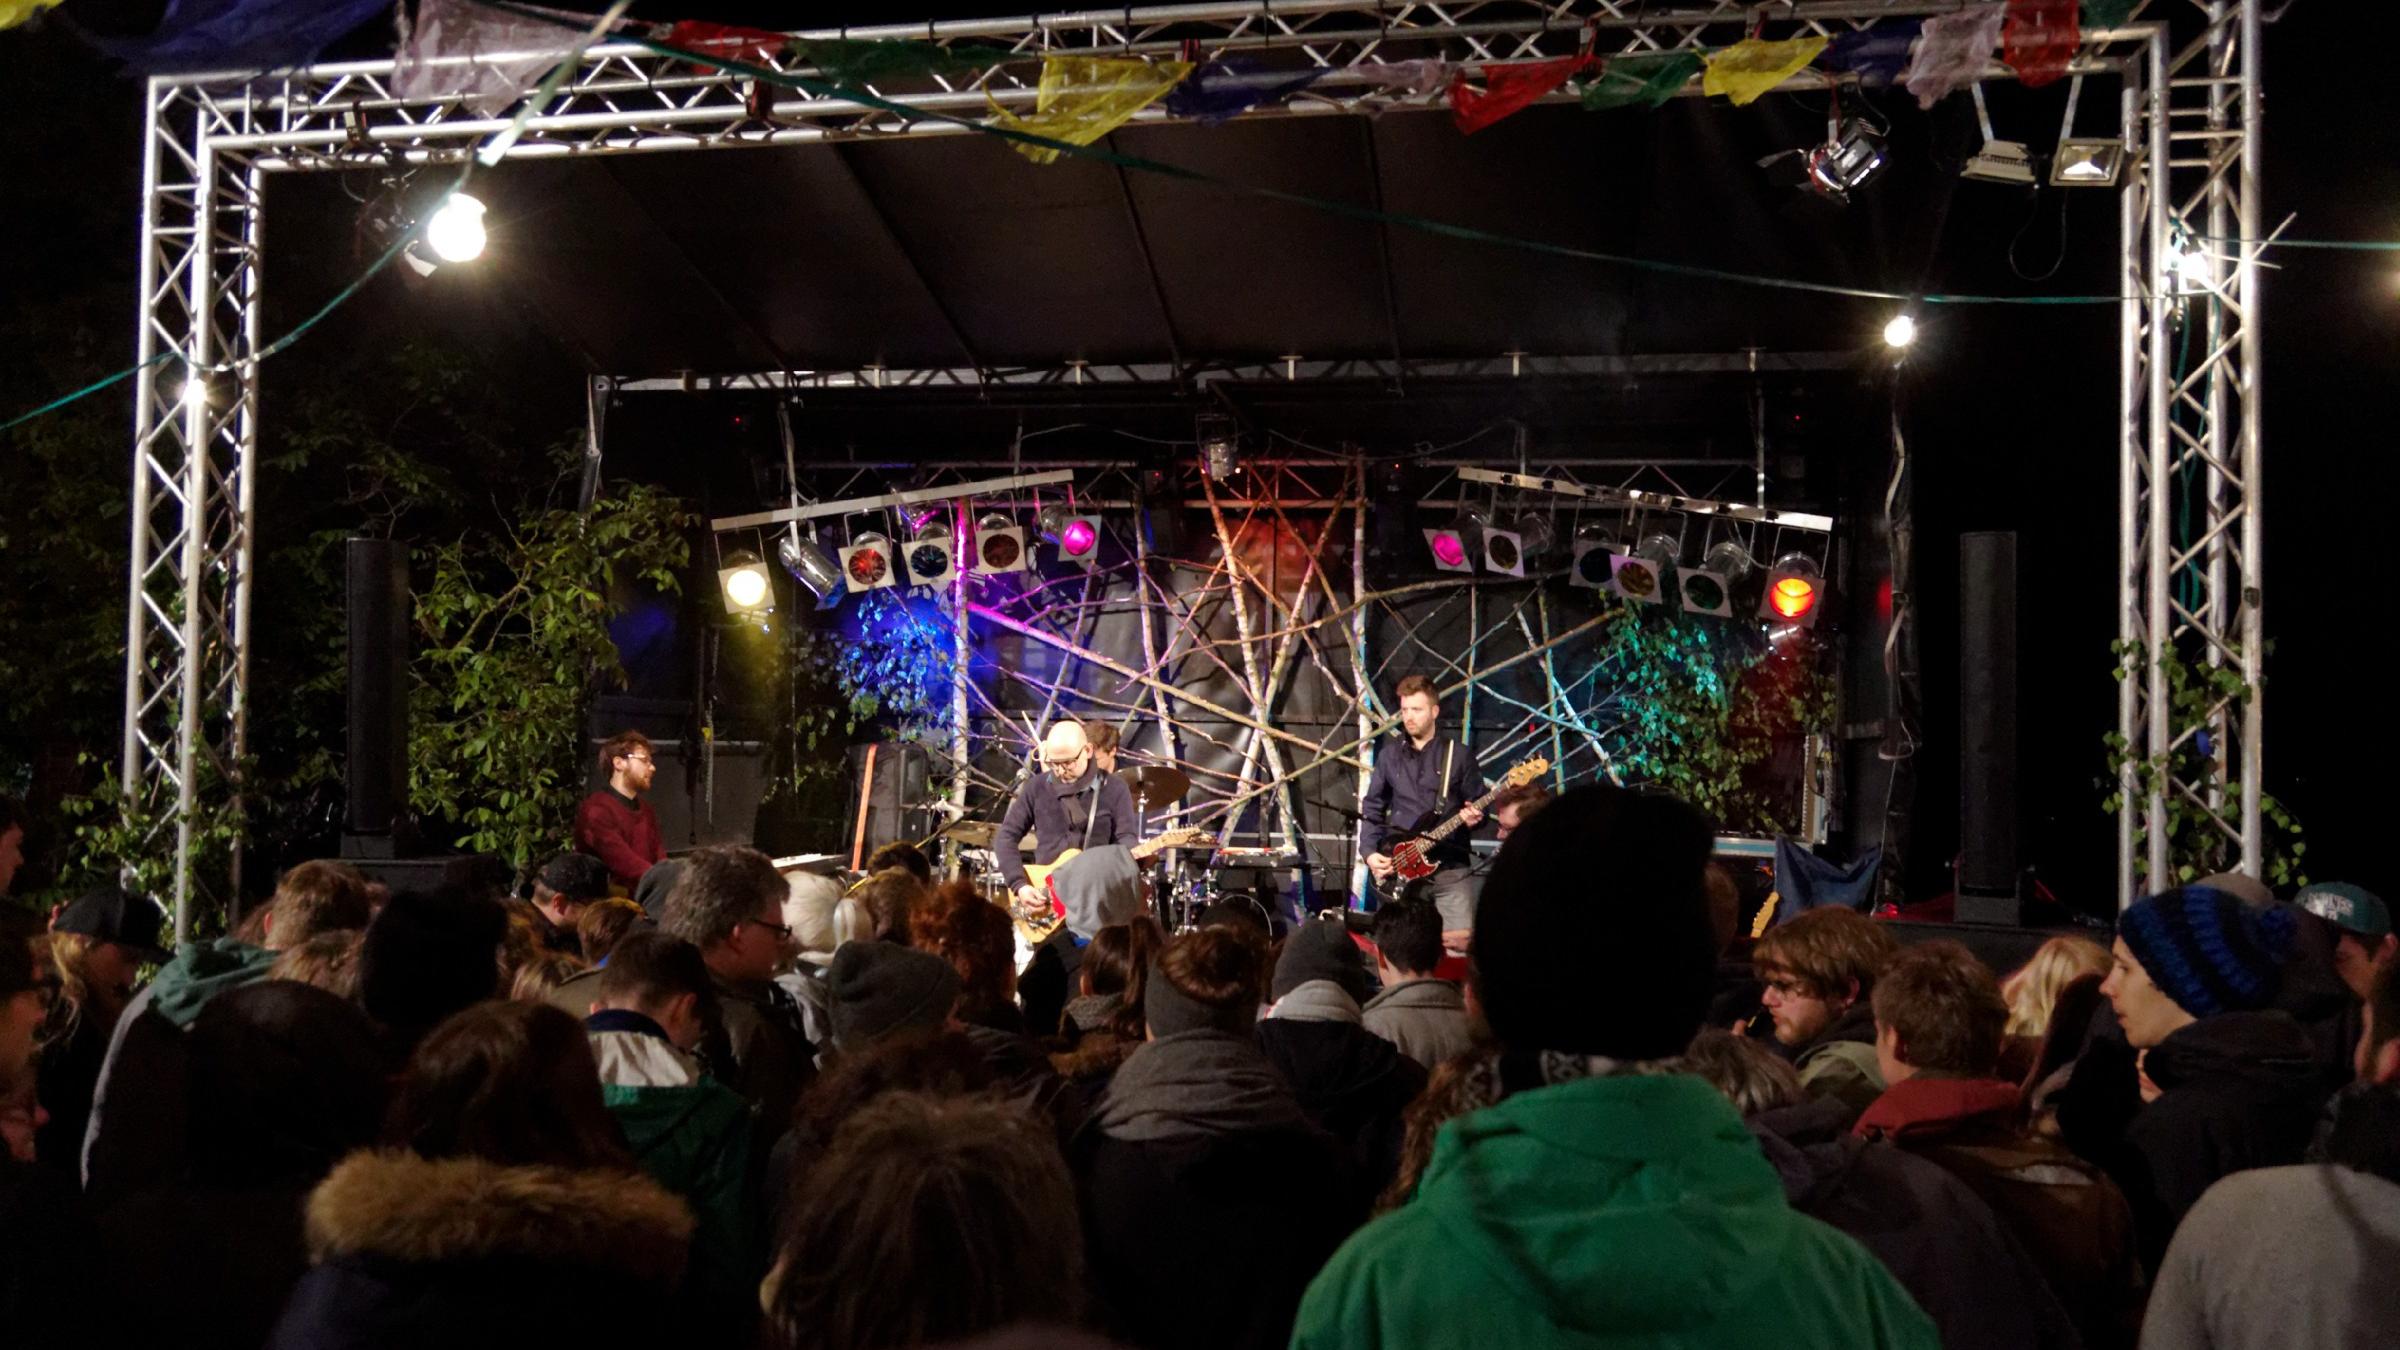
[[124, 0, 2254, 924]]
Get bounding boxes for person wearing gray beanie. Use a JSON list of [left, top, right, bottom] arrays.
[[1270, 917, 1375, 1007], [828, 943, 960, 1054]]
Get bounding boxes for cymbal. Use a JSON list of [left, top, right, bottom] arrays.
[[939, 820, 998, 849], [1121, 763, 1192, 805]]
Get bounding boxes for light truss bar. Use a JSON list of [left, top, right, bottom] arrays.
[[709, 468, 1076, 531], [1458, 466, 1834, 533], [617, 350, 1860, 391]]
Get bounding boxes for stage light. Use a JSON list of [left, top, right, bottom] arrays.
[[1483, 525, 1525, 577], [972, 513, 1027, 574], [1884, 314, 1917, 349], [903, 521, 957, 586], [839, 533, 898, 592], [1034, 511, 1101, 568], [1511, 513, 1556, 560], [1198, 414, 1240, 482], [1425, 505, 1488, 575], [1610, 532, 1679, 604], [2051, 139, 2123, 187], [1700, 541, 1754, 586], [178, 379, 208, 413], [1679, 566, 1734, 616], [1806, 115, 1886, 203], [777, 530, 843, 606], [424, 192, 487, 263], [1961, 85, 2033, 185], [718, 550, 773, 615], [1759, 552, 1826, 627], [1568, 523, 1617, 589]]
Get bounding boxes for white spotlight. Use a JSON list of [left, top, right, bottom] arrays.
[[1883, 314, 1918, 349], [424, 192, 488, 264], [179, 379, 208, 413]]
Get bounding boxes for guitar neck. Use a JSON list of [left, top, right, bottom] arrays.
[[1129, 832, 1200, 861], [1418, 780, 1508, 845]]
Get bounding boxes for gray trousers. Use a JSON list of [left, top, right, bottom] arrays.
[[1427, 865, 1480, 932]]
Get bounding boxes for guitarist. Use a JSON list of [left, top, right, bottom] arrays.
[[996, 720, 1139, 921], [1361, 675, 1486, 941]]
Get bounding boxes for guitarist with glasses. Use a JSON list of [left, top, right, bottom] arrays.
[[997, 721, 1139, 919], [1362, 675, 1486, 943]]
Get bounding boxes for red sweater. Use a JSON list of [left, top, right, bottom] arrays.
[[574, 788, 664, 889]]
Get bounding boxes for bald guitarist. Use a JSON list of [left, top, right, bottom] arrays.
[[996, 721, 1139, 917], [1361, 675, 1485, 941]]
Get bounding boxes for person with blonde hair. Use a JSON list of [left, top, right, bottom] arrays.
[[2001, 935, 2112, 1039]]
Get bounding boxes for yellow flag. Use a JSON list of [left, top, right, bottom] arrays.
[[988, 56, 1196, 166], [1703, 36, 1830, 106], [0, 0, 65, 30]]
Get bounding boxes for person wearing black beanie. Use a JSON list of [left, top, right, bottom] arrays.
[[357, 887, 507, 1058], [1291, 785, 1937, 1350]]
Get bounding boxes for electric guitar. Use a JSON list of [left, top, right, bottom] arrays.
[[1371, 755, 1550, 898], [1012, 827, 1216, 943]]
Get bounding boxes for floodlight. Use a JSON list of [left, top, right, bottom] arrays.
[[1961, 86, 2034, 185], [1198, 414, 1240, 482], [776, 531, 843, 605], [424, 192, 487, 263], [1568, 522, 1618, 589], [1510, 513, 1556, 560], [1054, 516, 1102, 567], [1611, 533, 1680, 604], [904, 520, 957, 586], [1760, 552, 1826, 626], [2051, 139, 2124, 187], [1679, 567, 1734, 616], [1806, 115, 1887, 202], [1426, 505, 1489, 574], [839, 533, 898, 592], [1700, 540, 1754, 586], [972, 513, 1027, 574], [718, 550, 773, 614], [1483, 526, 1525, 577]]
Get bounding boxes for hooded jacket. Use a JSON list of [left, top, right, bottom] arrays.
[[1257, 981, 1428, 1203], [1291, 1073, 1939, 1350], [1360, 977, 1474, 1068], [80, 937, 281, 1202], [1857, 1076, 2143, 1349], [2141, 1082, 2400, 1350], [1077, 1030, 1358, 1350], [589, 1011, 758, 1338], [1753, 1096, 2080, 1350], [1791, 1000, 1886, 1123], [2064, 1009, 2326, 1270], [269, 1151, 694, 1350]]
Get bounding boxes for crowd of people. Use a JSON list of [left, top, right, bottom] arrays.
[[2, 781, 2398, 1349]]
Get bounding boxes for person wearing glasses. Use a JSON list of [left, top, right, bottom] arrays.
[[994, 721, 1138, 917], [575, 730, 667, 891]]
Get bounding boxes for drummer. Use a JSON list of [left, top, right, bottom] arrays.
[[1082, 718, 1121, 775]]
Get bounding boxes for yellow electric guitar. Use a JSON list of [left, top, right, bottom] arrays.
[[1013, 827, 1215, 943]]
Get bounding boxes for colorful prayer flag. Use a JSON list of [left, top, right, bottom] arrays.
[[1351, 59, 1457, 103], [1902, 3, 2005, 110], [2003, 0, 2080, 88], [397, 0, 580, 116], [1821, 20, 1923, 88], [792, 35, 1023, 86], [663, 20, 788, 70], [90, 0, 390, 74], [1449, 53, 1592, 134], [0, 0, 63, 32], [1162, 56, 1328, 125], [1578, 50, 1702, 112], [1703, 37, 1830, 106], [987, 56, 1195, 165]]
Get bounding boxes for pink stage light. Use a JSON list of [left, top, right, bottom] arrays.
[[1059, 519, 1099, 556], [1429, 531, 1468, 568]]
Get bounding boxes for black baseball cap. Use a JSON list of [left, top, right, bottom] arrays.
[[54, 885, 171, 964]]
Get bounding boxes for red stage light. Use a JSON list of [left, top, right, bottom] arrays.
[[1059, 519, 1099, 557], [1769, 574, 1819, 620], [1430, 532, 1468, 568]]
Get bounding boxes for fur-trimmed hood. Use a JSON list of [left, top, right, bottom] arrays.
[[305, 1151, 694, 1284]]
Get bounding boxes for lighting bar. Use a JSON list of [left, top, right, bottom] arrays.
[[1454, 468, 1834, 534], [710, 469, 1077, 533]]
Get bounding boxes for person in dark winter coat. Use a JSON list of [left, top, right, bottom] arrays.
[[1077, 924, 1360, 1350], [269, 1001, 694, 1350], [1750, 905, 1901, 1122], [1292, 785, 1935, 1350], [36, 885, 165, 1175], [912, 880, 1078, 1134], [89, 981, 385, 1350], [1680, 1031, 2080, 1350], [660, 845, 813, 1143], [1857, 942, 2144, 1349], [2058, 885, 2328, 1272], [356, 885, 508, 1060], [1047, 920, 1164, 1114], [2143, 952, 2400, 1350], [1361, 899, 1475, 1068], [1254, 915, 1427, 1203]]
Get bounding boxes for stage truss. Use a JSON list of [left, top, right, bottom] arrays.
[[123, 0, 2259, 929]]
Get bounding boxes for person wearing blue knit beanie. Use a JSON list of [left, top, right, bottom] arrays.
[[2070, 885, 2332, 1273]]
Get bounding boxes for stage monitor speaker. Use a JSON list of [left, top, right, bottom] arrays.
[[844, 742, 934, 868], [344, 538, 409, 854], [1958, 531, 2022, 925]]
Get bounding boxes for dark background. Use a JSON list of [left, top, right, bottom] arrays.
[[2, 3, 2391, 910]]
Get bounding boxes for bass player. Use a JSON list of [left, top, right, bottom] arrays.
[[1361, 675, 1486, 942]]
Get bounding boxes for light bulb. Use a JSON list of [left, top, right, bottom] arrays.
[[1883, 314, 1917, 348], [424, 192, 487, 264], [724, 566, 769, 610]]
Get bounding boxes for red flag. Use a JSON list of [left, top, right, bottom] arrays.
[[663, 20, 788, 70], [1448, 53, 1593, 135], [2001, 0, 2079, 89]]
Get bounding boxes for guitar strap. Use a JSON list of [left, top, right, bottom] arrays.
[[1077, 776, 1099, 852], [1440, 741, 1454, 810]]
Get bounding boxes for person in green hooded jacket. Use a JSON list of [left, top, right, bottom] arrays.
[[583, 929, 759, 1342], [1291, 786, 1937, 1350]]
